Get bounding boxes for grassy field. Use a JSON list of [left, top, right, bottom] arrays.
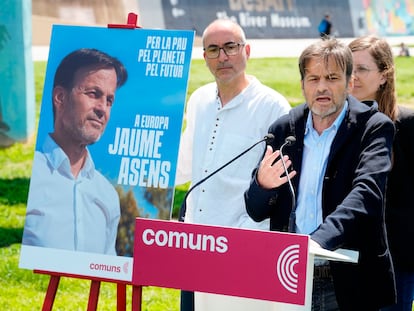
[[1, 56, 413, 310]]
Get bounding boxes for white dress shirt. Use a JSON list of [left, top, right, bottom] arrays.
[[176, 76, 291, 229], [22, 134, 120, 255]]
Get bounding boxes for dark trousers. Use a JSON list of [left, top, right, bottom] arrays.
[[312, 264, 339, 311], [180, 290, 194, 311]]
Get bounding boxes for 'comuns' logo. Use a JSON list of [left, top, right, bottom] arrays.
[[141, 228, 228, 253], [89, 262, 121, 273]]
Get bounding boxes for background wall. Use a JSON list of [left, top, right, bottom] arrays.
[[32, 0, 139, 45], [32, 0, 414, 45], [0, 0, 35, 144]]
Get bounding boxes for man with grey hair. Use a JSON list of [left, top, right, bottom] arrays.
[[245, 38, 396, 310]]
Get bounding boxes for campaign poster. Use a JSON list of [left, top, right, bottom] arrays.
[[19, 25, 194, 282]]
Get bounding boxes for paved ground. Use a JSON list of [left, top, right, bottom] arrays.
[[32, 36, 414, 61]]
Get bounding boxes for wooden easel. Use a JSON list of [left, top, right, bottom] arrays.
[[36, 270, 143, 311], [37, 13, 144, 311]]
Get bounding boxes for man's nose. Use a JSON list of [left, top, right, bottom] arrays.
[[218, 48, 229, 61], [316, 79, 329, 91], [94, 98, 109, 116]]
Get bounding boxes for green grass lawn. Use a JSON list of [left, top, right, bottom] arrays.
[[1, 56, 413, 310]]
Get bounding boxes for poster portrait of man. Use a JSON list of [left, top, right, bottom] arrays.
[[19, 24, 194, 281]]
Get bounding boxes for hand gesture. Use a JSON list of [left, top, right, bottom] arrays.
[[257, 145, 296, 189]]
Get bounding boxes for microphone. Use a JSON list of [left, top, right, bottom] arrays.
[[178, 134, 275, 222], [279, 136, 297, 232]]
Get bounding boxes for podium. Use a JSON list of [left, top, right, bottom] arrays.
[[132, 218, 358, 310], [194, 247, 358, 310]]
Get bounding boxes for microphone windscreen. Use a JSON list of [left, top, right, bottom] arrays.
[[265, 133, 275, 142], [286, 136, 296, 146]]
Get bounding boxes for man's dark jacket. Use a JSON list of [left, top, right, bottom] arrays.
[[386, 106, 414, 272], [245, 96, 396, 310]]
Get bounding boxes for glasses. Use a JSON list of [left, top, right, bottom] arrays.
[[353, 65, 378, 77], [204, 42, 245, 59]]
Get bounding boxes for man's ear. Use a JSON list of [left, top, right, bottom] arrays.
[[346, 76, 354, 92], [245, 43, 251, 59], [301, 80, 305, 97], [52, 86, 66, 110]]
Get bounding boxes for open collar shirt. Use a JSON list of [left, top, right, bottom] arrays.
[[22, 134, 120, 255], [295, 101, 348, 234]]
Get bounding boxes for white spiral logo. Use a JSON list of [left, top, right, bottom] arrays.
[[276, 244, 300, 293]]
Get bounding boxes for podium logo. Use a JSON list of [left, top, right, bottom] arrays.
[[276, 244, 300, 293]]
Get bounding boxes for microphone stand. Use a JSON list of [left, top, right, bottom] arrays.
[[279, 136, 296, 232], [178, 134, 274, 222]]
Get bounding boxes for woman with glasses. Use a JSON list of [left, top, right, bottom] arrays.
[[175, 18, 291, 311], [349, 35, 414, 311]]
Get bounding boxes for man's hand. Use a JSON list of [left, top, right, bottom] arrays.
[[257, 145, 296, 189]]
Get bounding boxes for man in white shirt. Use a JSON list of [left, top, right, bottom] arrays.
[[22, 48, 128, 255], [175, 19, 291, 310]]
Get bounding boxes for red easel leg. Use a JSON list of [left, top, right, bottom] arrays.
[[87, 280, 101, 311], [117, 283, 127, 311], [42, 275, 61, 311], [131, 285, 143, 311]]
